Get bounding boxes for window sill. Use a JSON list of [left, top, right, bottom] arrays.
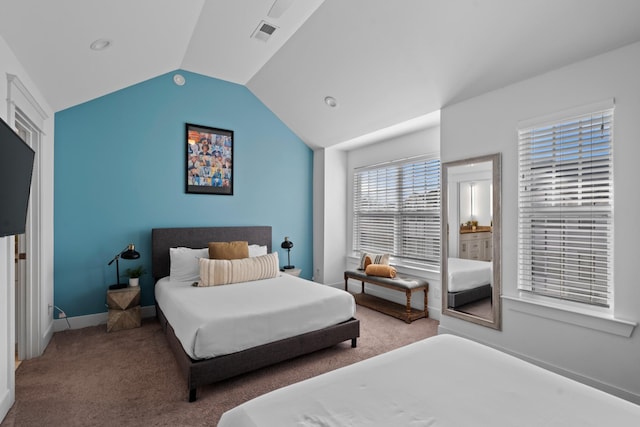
[[503, 294, 636, 338]]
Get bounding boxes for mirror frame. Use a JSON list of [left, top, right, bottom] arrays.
[[441, 153, 502, 330]]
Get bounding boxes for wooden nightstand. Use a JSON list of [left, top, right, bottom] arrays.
[[106, 287, 141, 332], [281, 268, 302, 277]]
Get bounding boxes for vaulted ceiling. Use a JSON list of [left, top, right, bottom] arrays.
[[3, 0, 640, 149]]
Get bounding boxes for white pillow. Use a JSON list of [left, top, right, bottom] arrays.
[[248, 244, 268, 257], [169, 247, 209, 282]]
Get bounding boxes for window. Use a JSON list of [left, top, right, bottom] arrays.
[[518, 105, 613, 308], [353, 155, 441, 270]]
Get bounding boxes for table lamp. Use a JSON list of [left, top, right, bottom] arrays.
[[108, 243, 140, 290], [280, 237, 294, 269]]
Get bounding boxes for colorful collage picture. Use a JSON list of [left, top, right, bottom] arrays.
[[186, 123, 233, 195]]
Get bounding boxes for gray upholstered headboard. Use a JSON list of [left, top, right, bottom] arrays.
[[151, 226, 272, 281]]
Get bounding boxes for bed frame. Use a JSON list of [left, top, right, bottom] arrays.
[[447, 284, 492, 308], [151, 226, 360, 402]]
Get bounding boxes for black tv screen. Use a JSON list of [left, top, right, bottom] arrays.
[[0, 116, 35, 238]]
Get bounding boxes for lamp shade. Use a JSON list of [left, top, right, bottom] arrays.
[[280, 237, 293, 249], [121, 244, 140, 260]]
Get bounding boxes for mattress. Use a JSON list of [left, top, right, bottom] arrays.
[[155, 273, 356, 360], [218, 334, 640, 427], [448, 257, 492, 292]]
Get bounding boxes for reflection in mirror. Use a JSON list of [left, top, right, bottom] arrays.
[[442, 153, 501, 330]]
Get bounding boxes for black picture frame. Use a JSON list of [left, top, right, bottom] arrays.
[[186, 123, 234, 195]]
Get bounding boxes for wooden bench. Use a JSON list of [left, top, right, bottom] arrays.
[[344, 270, 428, 323]]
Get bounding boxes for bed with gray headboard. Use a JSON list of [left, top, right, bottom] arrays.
[[151, 225, 360, 402]]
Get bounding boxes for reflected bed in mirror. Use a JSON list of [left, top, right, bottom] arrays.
[[442, 153, 501, 329]]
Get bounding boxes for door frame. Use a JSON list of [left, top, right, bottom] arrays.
[[6, 74, 49, 360]]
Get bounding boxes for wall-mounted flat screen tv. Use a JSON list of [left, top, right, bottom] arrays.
[[0, 116, 35, 238]]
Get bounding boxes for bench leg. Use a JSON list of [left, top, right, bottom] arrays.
[[361, 281, 365, 294], [405, 290, 412, 323], [351, 338, 357, 348], [424, 288, 428, 318], [188, 387, 197, 402]]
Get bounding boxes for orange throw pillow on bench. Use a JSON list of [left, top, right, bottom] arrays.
[[365, 264, 397, 278]]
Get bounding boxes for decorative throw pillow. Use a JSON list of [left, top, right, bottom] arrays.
[[169, 247, 209, 281], [358, 252, 390, 270], [365, 263, 397, 278], [208, 241, 249, 260], [197, 252, 280, 287]]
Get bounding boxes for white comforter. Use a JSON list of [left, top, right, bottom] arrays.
[[448, 257, 492, 292], [155, 273, 355, 360], [218, 334, 640, 427]]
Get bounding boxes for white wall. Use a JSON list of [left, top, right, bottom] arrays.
[[313, 148, 348, 285], [312, 150, 326, 283], [323, 149, 348, 284], [0, 34, 54, 422], [0, 237, 13, 422], [439, 41, 640, 403]]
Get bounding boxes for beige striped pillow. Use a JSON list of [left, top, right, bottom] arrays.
[[197, 252, 280, 287], [358, 252, 390, 270]]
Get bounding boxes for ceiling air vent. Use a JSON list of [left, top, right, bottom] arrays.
[[251, 20, 278, 42]]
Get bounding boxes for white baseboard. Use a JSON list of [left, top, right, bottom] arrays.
[[43, 321, 54, 347], [53, 305, 157, 332], [437, 326, 640, 405]]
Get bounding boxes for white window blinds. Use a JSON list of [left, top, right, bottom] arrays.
[[518, 106, 613, 307], [353, 155, 441, 270]]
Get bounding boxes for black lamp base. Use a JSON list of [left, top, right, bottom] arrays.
[[283, 265, 295, 270], [108, 283, 128, 290]]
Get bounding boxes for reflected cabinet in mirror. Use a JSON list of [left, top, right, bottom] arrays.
[[441, 153, 501, 329]]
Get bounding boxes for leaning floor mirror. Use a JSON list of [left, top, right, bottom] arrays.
[[441, 153, 501, 330]]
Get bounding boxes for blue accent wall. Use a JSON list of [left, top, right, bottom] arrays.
[[54, 71, 313, 317]]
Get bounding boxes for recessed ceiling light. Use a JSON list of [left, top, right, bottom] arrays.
[[90, 39, 112, 51], [324, 96, 338, 108], [173, 74, 186, 86]]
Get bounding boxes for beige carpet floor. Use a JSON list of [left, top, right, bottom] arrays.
[[2, 306, 438, 427]]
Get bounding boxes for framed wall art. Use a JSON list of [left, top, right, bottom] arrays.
[[186, 123, 234, 195]]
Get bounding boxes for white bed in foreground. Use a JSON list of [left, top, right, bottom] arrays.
[[218, 334, 640, 427]]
